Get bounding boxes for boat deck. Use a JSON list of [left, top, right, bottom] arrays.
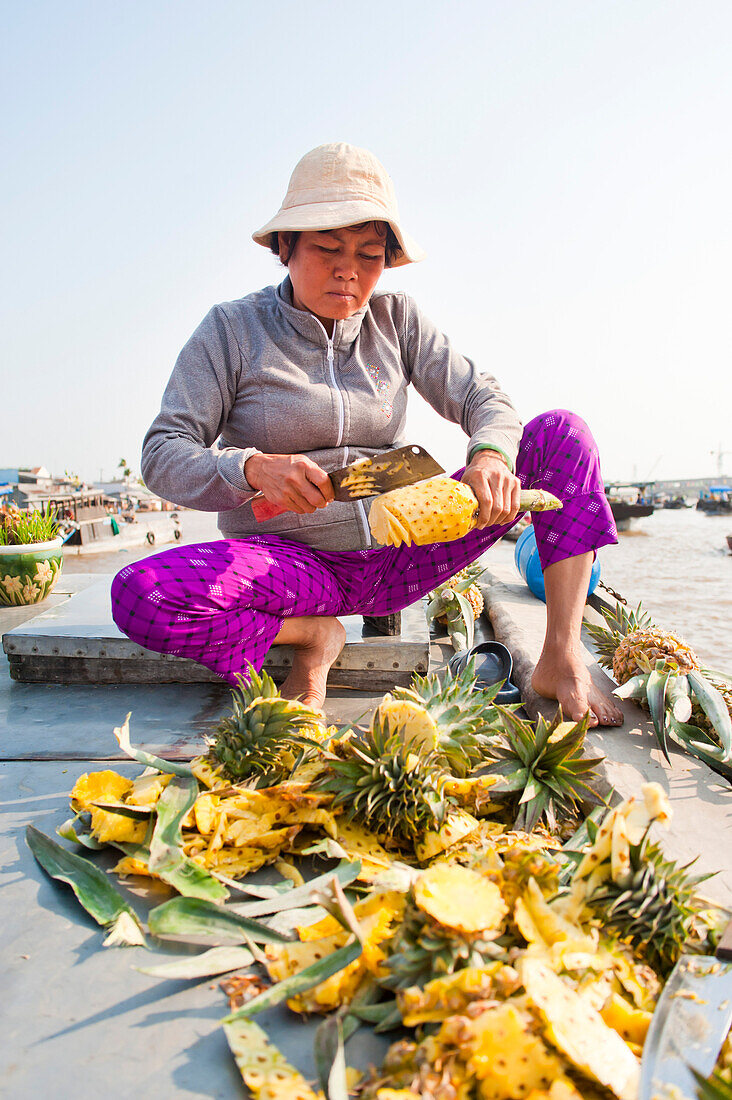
[[1, 540, 730, 1097]]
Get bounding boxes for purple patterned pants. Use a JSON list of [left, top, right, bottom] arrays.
[[111, 410, 616, 685]]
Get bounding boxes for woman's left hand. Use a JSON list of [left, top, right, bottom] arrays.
[[461, 450, 522, 527]]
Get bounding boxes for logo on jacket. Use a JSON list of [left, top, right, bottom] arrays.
[[367, 364, 392, 419]]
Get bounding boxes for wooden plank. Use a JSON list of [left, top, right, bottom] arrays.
[[3, 578, 429, 685]]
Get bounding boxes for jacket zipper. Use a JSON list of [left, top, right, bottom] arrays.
[[326, 337, 345, 447], [314, 319, 370, 546], [312, 318, 345, 448]]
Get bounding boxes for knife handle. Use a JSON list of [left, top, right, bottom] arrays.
[[717, 916, 732, 960], [251, 496, 289, 522]]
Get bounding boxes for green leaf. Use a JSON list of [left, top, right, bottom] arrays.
[[347, 1000, 398, 1024], [26, 824, 145, 946], [691, 1068, 732, 1100], [647, 668, 672, 762], [613, 674, 649, 701], [148, 896, 290, 944], [670, 718, 732, 782], [148, 776, 228, 901], [222, 938, 362, 1022], [135, 945, 254, 979], [114, 714, 194, 778], [91, 801, 155, 820], [231, 861, 360, 918], [446, 589, 476, 651], [56, 815, 105, 849], [314, 1014, 348, 1100], [688, 670, 732, 758]]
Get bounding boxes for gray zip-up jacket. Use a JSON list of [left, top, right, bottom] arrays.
[[142, 277, 522, 551]]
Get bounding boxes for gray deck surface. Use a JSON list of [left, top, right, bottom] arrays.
[[0, 578, 435, 1098], [1, 544, 731, 1098]]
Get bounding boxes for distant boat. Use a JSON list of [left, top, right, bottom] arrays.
[[662, 496, 692, 510], [697, 486, 732, 515], [727, 534, 732, 553], [605, 483, 656, 532]]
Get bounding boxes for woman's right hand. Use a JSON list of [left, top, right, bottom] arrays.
[[244, 453, 334, 514]]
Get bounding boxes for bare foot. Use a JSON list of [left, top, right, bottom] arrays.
[[532, 647, 624, 728], [277, 616, 346, 710]]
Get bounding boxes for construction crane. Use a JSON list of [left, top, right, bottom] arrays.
[[710, 445, 731, 479]]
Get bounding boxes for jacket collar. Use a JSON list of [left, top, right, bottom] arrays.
[[275, 276, 369, 348]]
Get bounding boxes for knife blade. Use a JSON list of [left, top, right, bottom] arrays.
[[639, 919, 732, 1100], [251, 445, 445, 522]]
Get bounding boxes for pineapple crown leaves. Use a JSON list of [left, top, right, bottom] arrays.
[[691, 1069, 732, 1100], [426, 587, 477, 651], [615, 660, 732, 769], [389, 658, 505, 770], [317, 713, 452, 847], [585, 831, 715, 976], [584, 601, 656, 669], [487, 706, 604, 832], [207, 665, 324, 783]]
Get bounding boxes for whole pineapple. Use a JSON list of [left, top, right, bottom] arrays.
[[206, 666, 323, 785], [586, 602, 732, 773], [585, 836, 711, 977], [612, 628, 700, 684], [426, 564, 486, 651], [571, 787, 717, 978], [438, 568, 485, 622]]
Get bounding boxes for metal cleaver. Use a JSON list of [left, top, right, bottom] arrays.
[[639, 919, 732, 1100], [251, 444, 445, 522]]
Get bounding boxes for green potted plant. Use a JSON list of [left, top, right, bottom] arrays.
[[0, 504, 63, 606]]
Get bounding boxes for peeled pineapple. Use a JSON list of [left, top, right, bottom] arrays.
[[369, 477, 480, 546], [369, 477, 562, 547]]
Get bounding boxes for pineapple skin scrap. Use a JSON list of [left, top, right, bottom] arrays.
[[519, 957, 640, 1100], [70, 769, 133, 812], [223, 1019, 323, 1100]]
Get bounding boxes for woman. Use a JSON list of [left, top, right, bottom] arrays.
[[112, 143, 622, 727]]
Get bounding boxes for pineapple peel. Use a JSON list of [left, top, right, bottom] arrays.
[[519, 957, 641, 1100]]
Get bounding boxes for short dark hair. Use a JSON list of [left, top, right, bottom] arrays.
[[270, 221, 402, 268]]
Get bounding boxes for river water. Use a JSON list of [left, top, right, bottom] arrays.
[[62, 506, 732, 673], [597, 508, 732, 673]]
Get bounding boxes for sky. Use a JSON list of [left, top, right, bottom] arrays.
[[2, 0, 731, 485]]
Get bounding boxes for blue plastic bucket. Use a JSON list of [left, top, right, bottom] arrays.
[[514, 525, 601, 603]]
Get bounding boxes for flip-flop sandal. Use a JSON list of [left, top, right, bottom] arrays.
[[448, 641, 522, 704]]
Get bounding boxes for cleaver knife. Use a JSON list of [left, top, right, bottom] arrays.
[[251, 444, 445, 522], [639, 919, 732, 1100]]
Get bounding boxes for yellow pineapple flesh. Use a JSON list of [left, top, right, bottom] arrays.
[[369, 476, 479, 547], [374, 697, 440, 753], [70, 769, 134, 811], [519, 957, 641, 1100], [438, 1002, 564, 1100], [413, 864, 508, 934], [414, 809, 480, 862]]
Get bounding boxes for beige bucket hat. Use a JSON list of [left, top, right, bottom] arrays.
[[252, 143, 425, 267]]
